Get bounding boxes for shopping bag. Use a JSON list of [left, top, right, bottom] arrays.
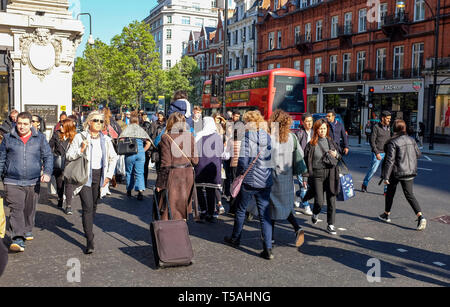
[[337, 173, 355, 202], [116, 155, 126, 176]]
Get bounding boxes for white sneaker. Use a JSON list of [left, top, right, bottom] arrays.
[[301, 206, 313, 216], [327, 225, 337, 235], [294, 200, 301, 208]]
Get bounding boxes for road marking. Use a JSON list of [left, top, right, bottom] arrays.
[[433, 262, 446, 267], [418, 167, 432, 171], [364, 237, 375, 241], [423, 155, 432, 161], [397, 249, 408, 253], [338, 228, 347, 231]]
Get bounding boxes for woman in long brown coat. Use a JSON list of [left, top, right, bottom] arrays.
[[156, 112, 198, 220]]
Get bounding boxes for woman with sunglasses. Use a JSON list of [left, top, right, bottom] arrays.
[[66, 111, 118, 254]]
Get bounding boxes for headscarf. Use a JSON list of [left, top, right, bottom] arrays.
[[195, 117, 217, 143]]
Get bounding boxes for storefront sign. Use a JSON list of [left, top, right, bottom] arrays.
[[323, 85, 362, 94], [382, 85, 404, 91], [372, 82, 422, 93], [413, 81, 422, 92]]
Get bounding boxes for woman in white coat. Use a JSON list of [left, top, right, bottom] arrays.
[[66, 111, 118, 254]]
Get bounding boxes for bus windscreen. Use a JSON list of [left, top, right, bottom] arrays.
[[272, 76, 305, 113]]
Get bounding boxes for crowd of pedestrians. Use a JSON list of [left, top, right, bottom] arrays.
[[0, 92, 429, 277]]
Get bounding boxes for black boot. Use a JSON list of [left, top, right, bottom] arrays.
[[259, 248, 274, 260], [85, 239, 94, 255]]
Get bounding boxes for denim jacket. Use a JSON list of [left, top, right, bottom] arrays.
[[0, 127, 53, 186]]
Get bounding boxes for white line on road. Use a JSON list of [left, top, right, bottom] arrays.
[[397, 249, 408, 253], [433, 262, 446, 267], [423, 155, 432, 161], [364, 237, 375, 241]]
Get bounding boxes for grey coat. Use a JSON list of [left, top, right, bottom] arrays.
[[270, 134, 299, 221]]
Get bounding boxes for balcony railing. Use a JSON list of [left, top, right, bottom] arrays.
[[308, 69, 423, 84], [381, 12, 409, 26], [338, 24, 353, 36]]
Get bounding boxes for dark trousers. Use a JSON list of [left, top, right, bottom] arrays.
[[0, 239, 7, 277], [5, 184, 40, 240], [312, 169, 336, 226], [79, 169, 102, 242], [197, 187, 216, 217], [144, 154, 150, 188], [272, 213, 300, 237], [232, 184, 272, 250], [385, 177, 422, 215], [224, 160, 232, 197], [54, 169, 74, 207]]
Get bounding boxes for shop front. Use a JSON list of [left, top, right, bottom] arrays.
[[0, 51, 11, 122], [307, 87, 319, 114], [434, 84, 450, 139], [370, 82, 424, 133], [323, 85, 364, 136]]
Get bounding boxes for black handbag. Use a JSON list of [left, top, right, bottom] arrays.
[[53, 155, 65, 171], [117, 137, 138, 155]]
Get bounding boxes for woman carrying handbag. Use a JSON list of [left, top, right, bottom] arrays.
[[66, 111, 118, 254], [224, 111, 274, 260]]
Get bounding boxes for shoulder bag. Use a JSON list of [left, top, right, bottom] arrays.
[[64, 134, 89, 186], [117, 137, 138, 156], [230, 151, 262, 198]]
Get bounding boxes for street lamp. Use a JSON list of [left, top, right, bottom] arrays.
[[396, 0, 440, 150], [77, 13, 95, 45], [222, 0, 229, 115]]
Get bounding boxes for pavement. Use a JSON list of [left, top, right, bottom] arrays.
[[0, 156, 449, 288], [348, 136, 450, 157]]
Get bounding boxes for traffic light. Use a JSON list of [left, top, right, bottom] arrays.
[[217, 77, 224, 98], [368, 87, 375, 107]]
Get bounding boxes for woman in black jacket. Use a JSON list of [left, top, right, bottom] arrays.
[[380, 119, 426, 231], [303, 119, 341, 235], [49, 119, 77, 215]]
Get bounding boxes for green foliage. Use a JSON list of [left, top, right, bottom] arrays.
[[73, 21, 204, 110]]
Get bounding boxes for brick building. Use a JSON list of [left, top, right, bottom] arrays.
[[257, 0, 450, 140]]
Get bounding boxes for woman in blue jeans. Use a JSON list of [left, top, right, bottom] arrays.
[[119, 115, 152, 200], [224, 111, 274, 260]]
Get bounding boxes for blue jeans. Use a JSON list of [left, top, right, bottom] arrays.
[[125, 139, 146, 192], [363, 153, 385, 186], [297, 175, 311, 208], [231, 184, 272, 250]]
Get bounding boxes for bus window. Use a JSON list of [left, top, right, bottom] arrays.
[[241, 79, 251, 90], [251, 76, 269, 89], [272, 76, 305, 113], [204, 84, 211, 94]]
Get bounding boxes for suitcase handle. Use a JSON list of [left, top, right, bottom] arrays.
[[153, 187, 173, 221]]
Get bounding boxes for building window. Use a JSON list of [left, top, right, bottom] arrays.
[[331, 16, 338, 38], [269, 32, 274, 50], [234, 30, 238, 45], [229, 58, 233, 70], [330, 55, 337, 82], [412, 43, 424, 77], [300, 0, 308, 8], [166, 29, 172, 39], [167, 15, 172, 24], [414, 0, 425, 21], [376, 48, 386, 79], [182, 16, 190, 25], [378, 3, 388, 28], [305, 23, 311, 41], [274, 0, 279, 10], [211, 0, 217, 8], [276, 63, 281, 68], [295, 26, 301, 44], [315, 57, 322, 82], [344, 12, 352, 34], [359, 9, 367, 33], [343, 53, 351, 81], [357, 51, 366, 80], [316, 20, 323, 41], [277, 31, 282, 49], [304, 59, 311, 78], [268, 63, 275, 70], [236, 57, 240, 70], [195, 18, 204, 27], [393, 46, 404, 78], [244, 55, 249, 69], [166, 60, 172, 69], [294, 60, 301, 71]]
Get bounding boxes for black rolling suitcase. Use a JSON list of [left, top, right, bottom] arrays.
[[150, 188, 193, 269]]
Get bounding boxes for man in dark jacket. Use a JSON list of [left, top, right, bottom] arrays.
[[0, 112, 53, 253], [326, 109, 349, 155], [362, 111, 392, 192]]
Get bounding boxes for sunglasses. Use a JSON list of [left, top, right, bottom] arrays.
[[32, 120, 40, 123], [92, 119, 104, 124]]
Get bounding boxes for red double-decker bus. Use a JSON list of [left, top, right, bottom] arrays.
[[202, 68, 307, 129]]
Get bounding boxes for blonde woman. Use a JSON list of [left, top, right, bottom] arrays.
[[224, 110, 274, 260], [66, 111, 118, 254]]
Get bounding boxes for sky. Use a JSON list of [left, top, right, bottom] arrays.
[[71, 0, 158, 57]]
